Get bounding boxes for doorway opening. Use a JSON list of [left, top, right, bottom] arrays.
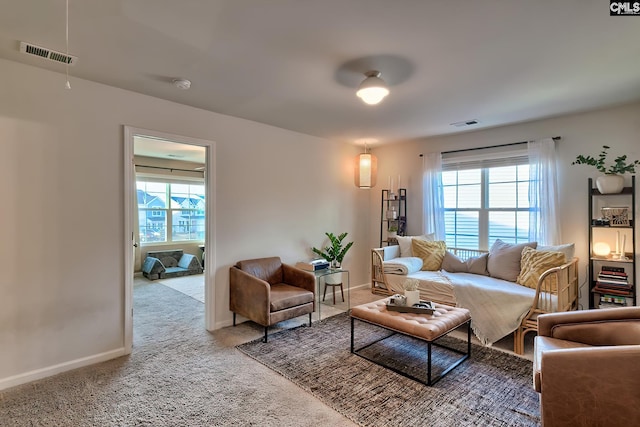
[[124, 126, 216, 353]]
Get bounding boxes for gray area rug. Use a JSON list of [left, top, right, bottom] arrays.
[[237, 313, 541, 427]]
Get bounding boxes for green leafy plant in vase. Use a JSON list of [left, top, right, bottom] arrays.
[[312, 232, 353, 269], [312, 232, 353, 286], [572, 145, 639, 194]]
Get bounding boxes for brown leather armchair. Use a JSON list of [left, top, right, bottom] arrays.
[[533, 307, 640, 427], [230, 257, 315, 342]]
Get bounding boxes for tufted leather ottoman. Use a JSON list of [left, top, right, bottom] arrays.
[[350, 298, 471, 385]]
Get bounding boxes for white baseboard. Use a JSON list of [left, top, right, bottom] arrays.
[[350, 282, 371, 291], [0, 347, 127, 391], [215, 317, 238, 329]]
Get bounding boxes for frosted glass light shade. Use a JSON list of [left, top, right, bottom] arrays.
[[354, 153, 377, 188], [356, 71, 389, 105], [593, 242, 611, 257]]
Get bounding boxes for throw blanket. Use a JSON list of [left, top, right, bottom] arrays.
[[441, 271, 536, 346], [383, 257, 423, 275]]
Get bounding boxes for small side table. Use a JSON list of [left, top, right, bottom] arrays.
[[313, 268, 350, 321]]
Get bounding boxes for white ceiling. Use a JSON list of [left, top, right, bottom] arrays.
[[1, 1, 639, 147]]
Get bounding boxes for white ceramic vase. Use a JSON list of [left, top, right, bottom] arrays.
[[405, 290, 420, 307], [325, 272, 342, 285], [596, 174, 624, 194]]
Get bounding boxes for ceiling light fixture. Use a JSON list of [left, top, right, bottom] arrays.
[[354, 143, 378, 189], [356, 70, 389, 105], [173, 78, 191, 90]]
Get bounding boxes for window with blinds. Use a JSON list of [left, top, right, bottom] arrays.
[[441, 146, 531, 251]]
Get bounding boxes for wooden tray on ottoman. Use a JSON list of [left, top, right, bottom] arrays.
[[386, 301, 435, 314]]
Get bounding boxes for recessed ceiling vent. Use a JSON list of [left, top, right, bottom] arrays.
[[450, 119, 479, 128], [19, 41, 77, 66]]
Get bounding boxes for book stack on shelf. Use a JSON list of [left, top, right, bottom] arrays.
[[593, 265, 632, 303], [599, 294, 628, 309]]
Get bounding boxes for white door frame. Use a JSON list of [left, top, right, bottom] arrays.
[[123, 126, 216, 354]]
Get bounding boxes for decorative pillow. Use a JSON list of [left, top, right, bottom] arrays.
[[397, 233, 435, 257], [486, 239, 537, 282], [411, 240, 446, 271], [517, 246, 566, 292], [441, 251, 489, 275], [537, 243, 575, 261]]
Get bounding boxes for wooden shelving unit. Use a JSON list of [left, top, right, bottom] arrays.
[[380, 188, 407, 247]]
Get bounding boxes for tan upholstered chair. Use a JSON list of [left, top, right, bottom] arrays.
[[533, 307, 640, 427], [229, 257, 315, 342]]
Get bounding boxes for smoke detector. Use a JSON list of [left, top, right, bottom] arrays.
[[172, 78, 191, 90], [19, 41, 77, 65]]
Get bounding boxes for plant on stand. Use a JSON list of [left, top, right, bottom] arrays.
[[572, 145, 639, 194], [312, 232, 353, 284]]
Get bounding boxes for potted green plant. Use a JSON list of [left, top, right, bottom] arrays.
[[572, 145, 639, 194], [388, 224, 398, 238], [312, 232, 353, 268], [312, 232, 354, 286]]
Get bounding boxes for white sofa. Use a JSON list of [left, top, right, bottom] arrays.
[[371, 240, 579, 354]]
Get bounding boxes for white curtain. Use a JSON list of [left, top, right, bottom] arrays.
[[422, 152, 446, 240], [528, 138, 561, 245]]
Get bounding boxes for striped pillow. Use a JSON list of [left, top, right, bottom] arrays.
[[411, 239, 446, 271], [517, 246, 566, 292]]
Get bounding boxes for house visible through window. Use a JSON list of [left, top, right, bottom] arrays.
[[137, 180, 205, 243], [442, 151, 531, 251]]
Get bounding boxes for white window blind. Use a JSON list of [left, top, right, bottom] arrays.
[[442, 145, 528, 171]]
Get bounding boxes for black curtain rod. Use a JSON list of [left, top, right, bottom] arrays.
[[135, 164, 204, 173], [419, 136, 561, 157]]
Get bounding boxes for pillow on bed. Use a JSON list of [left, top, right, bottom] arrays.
[[486, 239, 537, 282], [412, 239, 446, 271], [397, 233, 435, 257], [441, 251, 489, 275], [517, 246, 566, 292], [537, 243, 575, 260]]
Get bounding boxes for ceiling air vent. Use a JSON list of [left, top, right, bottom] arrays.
[[19, 41, 78, 66], [450, 119, 479, 128]]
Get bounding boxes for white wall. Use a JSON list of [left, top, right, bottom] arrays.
[[370, 102, 640, 309], [0, 59, 370, 388]]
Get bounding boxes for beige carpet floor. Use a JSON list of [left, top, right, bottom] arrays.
[[1, 281, 359, 426], [0, 279, 534, 426]]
